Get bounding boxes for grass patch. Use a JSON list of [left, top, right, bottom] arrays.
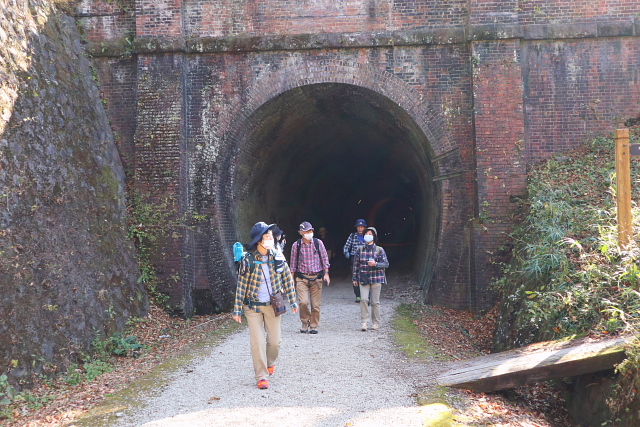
[[392, 303, 452, 362]]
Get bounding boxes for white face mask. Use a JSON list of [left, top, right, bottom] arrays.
[[261, 240, 274, 249], [364, 235, 374, 243], [304, 232, 314, 241]]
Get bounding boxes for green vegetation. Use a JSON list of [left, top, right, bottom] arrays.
[[0, 327, 147, 421], [0, 374, 53, 421], [126, 188, 179, 307], [493, 132, 640, 341], [492, 130, 640, 419]]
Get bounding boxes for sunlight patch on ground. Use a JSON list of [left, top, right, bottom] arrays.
[[132, 405, 430, 427]]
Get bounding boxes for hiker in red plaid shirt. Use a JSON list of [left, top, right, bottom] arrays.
[[290, 221, 330, 334]]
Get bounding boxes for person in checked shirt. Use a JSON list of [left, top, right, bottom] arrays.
[[352, 227, 389, 331], [290, 221, 331, 334], [232, 222, 298, 390]]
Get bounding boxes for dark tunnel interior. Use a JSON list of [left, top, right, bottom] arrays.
[[229, 83, 440, 281]]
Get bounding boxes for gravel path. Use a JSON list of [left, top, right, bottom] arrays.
[[80, 278, 441, 427]]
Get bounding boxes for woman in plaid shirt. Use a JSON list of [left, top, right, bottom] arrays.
[[232, 222, 299, 389], [352, 227, 389, 331]]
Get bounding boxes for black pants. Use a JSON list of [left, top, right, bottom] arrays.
[[350, 256, 361, 298]]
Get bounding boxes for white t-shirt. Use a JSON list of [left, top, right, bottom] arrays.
[[257, 255, 273, 302]]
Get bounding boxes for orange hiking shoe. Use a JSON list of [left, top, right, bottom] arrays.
[[257, 379, 269, 389], [267, 365, 275, 375]]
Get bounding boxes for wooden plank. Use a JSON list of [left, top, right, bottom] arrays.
[[437, 335, 634, 393], [616, 128, 632, 248]]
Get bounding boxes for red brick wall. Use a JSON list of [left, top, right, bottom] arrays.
[[133, 54, 189, 313], [182, 0, 469, 37], [77, 0, 136, 42], [517, 0, 639, 25], [472, 40, 528, 311], [136, 0, 183, 37], [523, 38, 640, 162], [85, 0, 640, 313], [94, 57, 138, 176], [181, 49, 475, 310]]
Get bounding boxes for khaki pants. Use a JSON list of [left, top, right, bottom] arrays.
[[296, 276, 323, 329], [244, 304, 281, 381], [360, 283, 382, 325]]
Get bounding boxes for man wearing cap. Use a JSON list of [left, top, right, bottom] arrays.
[[290, 221, 331, 334], [343, 219, 368, 303], [232, 222, 299, 389]]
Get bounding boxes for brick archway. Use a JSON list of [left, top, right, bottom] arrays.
[[204, 59, 465, 309]]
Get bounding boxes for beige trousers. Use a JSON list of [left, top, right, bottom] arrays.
[[296, 276, 323, 329], [244, 304, 281, 381], [360, 283, 382, 325]]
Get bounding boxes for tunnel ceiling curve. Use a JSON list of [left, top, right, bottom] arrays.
[[229, 83, 440, 276]]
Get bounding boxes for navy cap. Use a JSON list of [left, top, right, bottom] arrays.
[[249, 222, 275, 247], [354, 219, 367, 227], [299, 221, 313, 232]]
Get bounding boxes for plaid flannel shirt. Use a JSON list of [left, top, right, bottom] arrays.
[[290, 238, 330, 274], [352, 244, 389, 285], [343, 232, 365, 257], [233, 250, 298, 316]]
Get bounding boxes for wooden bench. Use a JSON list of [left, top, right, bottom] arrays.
[[437, 335, 636, 392]]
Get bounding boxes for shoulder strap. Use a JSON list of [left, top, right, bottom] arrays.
[[296, 239, 302, 270], [237, 251, 253, 276], [313, 238, 322, 263]]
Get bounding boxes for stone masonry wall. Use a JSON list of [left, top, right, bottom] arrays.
[[0, 0, 148, 386]]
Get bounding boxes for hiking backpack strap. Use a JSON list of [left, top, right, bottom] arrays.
[[296, 238, 323, 271]]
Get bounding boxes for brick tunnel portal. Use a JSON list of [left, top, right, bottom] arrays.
[[223, 83, 440, 280]]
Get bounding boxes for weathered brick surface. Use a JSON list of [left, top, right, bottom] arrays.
[[176, 49, 474, 311], [133, 54, 190, 314], [77, 0, 136, 42], [517, 0, 639, 25], [472, 40, 527, 311], [95, 57, 138, 175], [87, 0, 640, 314], [183, 0, 469, 38], [136, 0, 183, 38], [523, 38, 640, 162]]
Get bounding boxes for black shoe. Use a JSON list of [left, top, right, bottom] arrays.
[[309, 329, 318, 334]]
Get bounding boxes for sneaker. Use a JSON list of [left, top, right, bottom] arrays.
[[309, 329, 318, 334], [257, 379, 269, 389], [361, 323, 368, 331], [300, 324, 308, 333], [268, 365, 275, 375], [372, 323, 379, 330], [355, 297, 361, 303]]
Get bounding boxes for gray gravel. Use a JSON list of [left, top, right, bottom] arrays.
[[80, 278, 441, 427]]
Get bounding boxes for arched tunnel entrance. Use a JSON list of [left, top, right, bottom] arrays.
[[225, 83, 440, 283]]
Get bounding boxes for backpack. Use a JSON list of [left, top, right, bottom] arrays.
[[233, 242, 245, 262], [234, 241, 286, 276]]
